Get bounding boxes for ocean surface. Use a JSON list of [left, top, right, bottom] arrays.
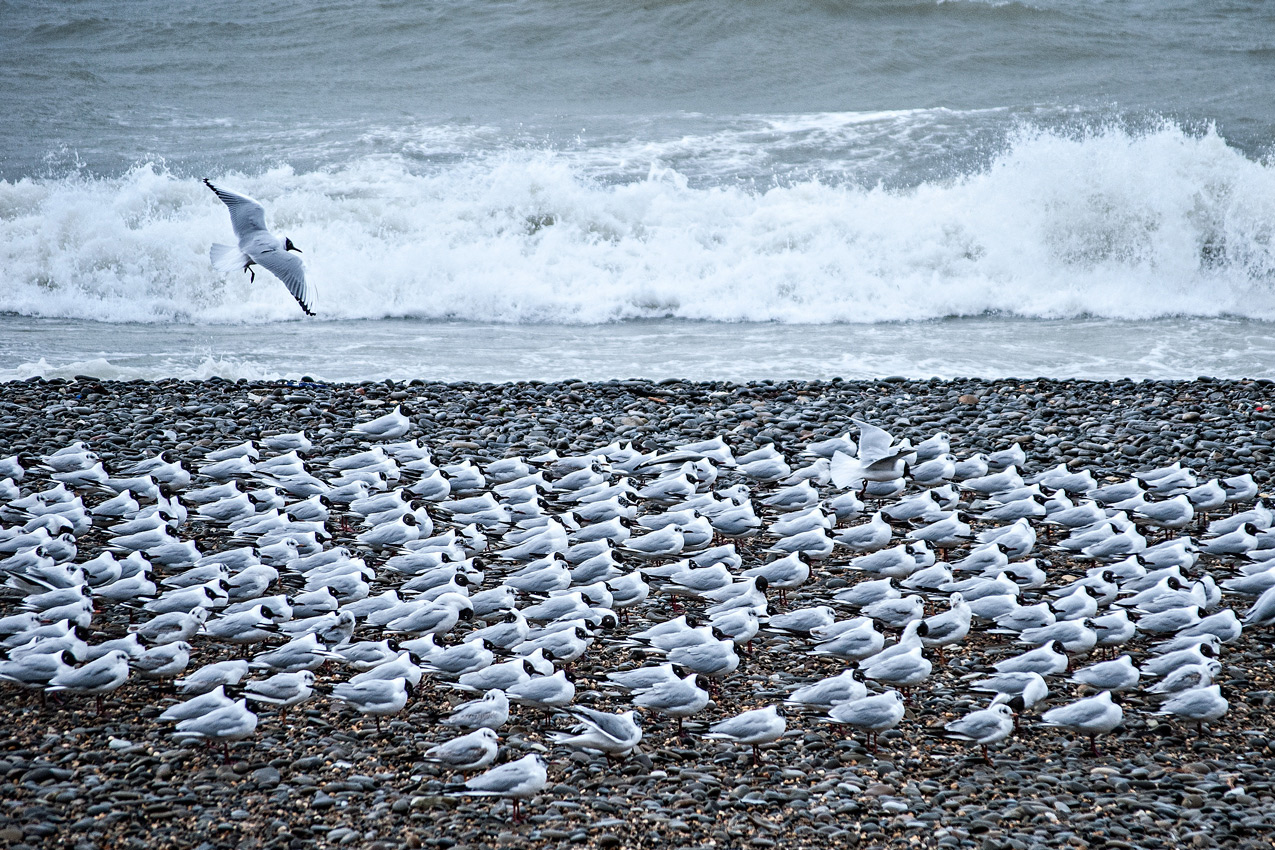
[[3, 0, 1275, 382]]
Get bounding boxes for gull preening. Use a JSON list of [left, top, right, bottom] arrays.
[[203, 179, 314, 316]]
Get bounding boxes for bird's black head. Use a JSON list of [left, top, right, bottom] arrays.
[[285, 237, 302, 254]]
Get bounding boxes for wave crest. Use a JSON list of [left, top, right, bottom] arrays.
[[2, 121, 1273, 324]]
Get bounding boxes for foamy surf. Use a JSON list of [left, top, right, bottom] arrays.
[[2, 120, 1273, 325]]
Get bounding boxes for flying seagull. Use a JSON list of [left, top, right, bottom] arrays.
[[204, 178, 314, 315]]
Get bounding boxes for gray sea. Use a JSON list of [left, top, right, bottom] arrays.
[[3, 0, 1275, 382]]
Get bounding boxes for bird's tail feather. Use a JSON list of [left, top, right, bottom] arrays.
[[210, 243, 249, 275]]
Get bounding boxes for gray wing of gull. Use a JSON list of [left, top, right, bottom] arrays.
[[1043, 697, 1108, 728], [465, 758, 540, 794], [570, 706, 633, 739], [945, 709, 1005, 740], [708, 709, 775, 740], [852, 419, 896, 463], [51, 658, 125, 691], [204, 179, 268, 240], [829, 694, 899, 727], [633, 679, 698, 711], [252, 249, 314, 316], [429, 735, 491, 763]]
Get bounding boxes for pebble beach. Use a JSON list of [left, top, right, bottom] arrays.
[[3, 375, 1275, 850]]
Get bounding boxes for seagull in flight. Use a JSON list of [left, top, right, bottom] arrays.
[[204, 178, 314, 315]]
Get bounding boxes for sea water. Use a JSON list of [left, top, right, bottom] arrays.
[[3, 0, 1274, 382]]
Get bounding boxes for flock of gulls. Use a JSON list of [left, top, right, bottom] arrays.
[[2, 407, 1274, 823]]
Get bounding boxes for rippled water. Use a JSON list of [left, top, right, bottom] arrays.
[[2, 315, 1271, 384]]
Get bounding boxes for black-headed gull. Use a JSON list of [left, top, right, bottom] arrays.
[[425, 727, 501, 771], [704, 705, 787, 767], [942, 699, 1020, 764], [826, 690, 905, 752], [459, 753, 548, 824], [204, 179, 313, 315], [551, 707, 642, 757], [1041, 691, 1123, 755]]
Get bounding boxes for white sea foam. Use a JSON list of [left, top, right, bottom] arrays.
[[0, 355, 290, 383], [2, 121, 1273, 325]]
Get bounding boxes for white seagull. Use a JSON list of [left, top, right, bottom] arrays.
[[459, 753, 549, 824], [204, 179, 313, 315], [704, 705, 787, 767], [425, 728, 501, 771]]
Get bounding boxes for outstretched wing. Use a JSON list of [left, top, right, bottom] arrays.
[[852, 419, 896, 464], [254, 248, 315, 316], [830, 450, 864, 490], [203, 178, 268, 241]]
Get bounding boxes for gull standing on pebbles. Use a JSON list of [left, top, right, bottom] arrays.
[[786, 669, 868, 710], [159, 686, 234, 724], [244, 670, 317, 721], [942, 698, 1021, 764], [176, 659, 250, 695], [45, 650, 131, 714], [1156, 684, 1228, 733], [551, 707, 643, 759], [1041, 691, 1123, 756], [172, 698, 259, 762], [1069, 655, 1140, 693], [632, 672, 710, 735], [458, 753, 548, 824], [704, 705, 787, 767], [827, 690, 906, 752], [330, 677, 411, 732], [204, 179, 313, 315], [425, 728, 500, 771], [444, 689, 511, 731], [351, 406, 412, 442]]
